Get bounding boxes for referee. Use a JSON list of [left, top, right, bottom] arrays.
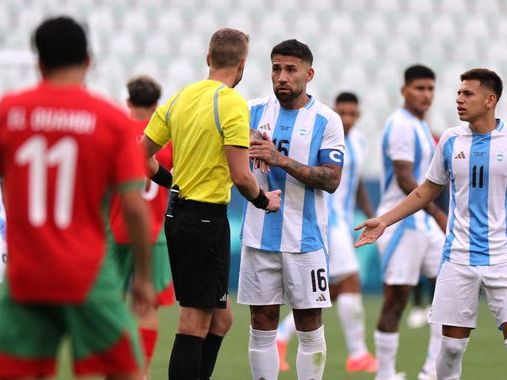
[[142, 28, 281, 380]]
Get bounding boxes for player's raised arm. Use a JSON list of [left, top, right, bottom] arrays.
[[249, 139, 342, 193], [354, 179, 444, 247]]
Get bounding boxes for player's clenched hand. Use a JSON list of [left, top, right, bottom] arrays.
[[265, 189, 282, 212], [249, 138, 280, 167], [131, 277, 156, 317], [354, 217, 387, 247], [250, 129, 271, 173]]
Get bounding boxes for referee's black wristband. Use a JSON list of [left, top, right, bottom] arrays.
[[151, 165, 172, 188], [250, 188, 269, 209]]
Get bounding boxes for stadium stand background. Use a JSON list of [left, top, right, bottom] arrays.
[[1, 0, 507, 290]]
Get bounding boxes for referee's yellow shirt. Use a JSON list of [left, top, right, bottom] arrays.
[[144, 79, 250, 204]]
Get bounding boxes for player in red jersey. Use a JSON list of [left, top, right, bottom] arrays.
[[0, 16, 154, 380], [109, 75, 175, 373]]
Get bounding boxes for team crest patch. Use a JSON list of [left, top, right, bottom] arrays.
[[497, 152, 504, 162]]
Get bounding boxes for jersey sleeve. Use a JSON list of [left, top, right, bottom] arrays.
[[113, 116, 146, 192], [144, 96, 174, 147], [318, 113, 345, 166], [387, 119, 415, 162], [219, 90, 250, 148], [426, 131, 451, 185]]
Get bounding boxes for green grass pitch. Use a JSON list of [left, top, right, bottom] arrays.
[[56, 295, 505, 379]]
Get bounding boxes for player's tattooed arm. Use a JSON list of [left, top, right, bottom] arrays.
[[281, 159, 341, 193], [249, 137, 341, 192]]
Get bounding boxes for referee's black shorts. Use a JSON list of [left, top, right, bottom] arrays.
[[165, 200, 230, 309]]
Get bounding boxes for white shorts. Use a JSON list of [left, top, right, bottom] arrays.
[[429, 260, 507, 329], [377, 218, 444, 286], [237, 246, 332, 309], [328, 221, 358, 282]]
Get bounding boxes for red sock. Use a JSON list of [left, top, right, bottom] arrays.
[[139, 328, 158, 364]]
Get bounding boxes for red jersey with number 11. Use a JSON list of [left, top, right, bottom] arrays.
[[0, 81, 146, 303]]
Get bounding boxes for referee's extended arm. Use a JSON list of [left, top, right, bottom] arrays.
[[141, 135, 163, 175], [225, 145, 281, 212], [139, 135, 173, 188]]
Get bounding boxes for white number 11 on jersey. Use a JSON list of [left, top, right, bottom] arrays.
[[15, 136, 78, 229]]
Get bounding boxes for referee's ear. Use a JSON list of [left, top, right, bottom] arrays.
[[238, 59, 246, 72], [206, 53, 211, 68]]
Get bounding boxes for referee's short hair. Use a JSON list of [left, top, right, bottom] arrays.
[[208, 28, 249, 69], [32, 16, 89, 70], [461, 68, 503, 101], [127, 76, 162, 108], [404, 64, 435, 84], [271, 39, 313, 66]]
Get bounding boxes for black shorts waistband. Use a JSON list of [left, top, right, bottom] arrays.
[[178, 199, 227, 217]]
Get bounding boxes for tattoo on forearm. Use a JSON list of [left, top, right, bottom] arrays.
[[284, 159, 337, 191]]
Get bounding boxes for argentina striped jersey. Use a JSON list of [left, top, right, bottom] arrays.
[[241, 95, 345, 253], [378, 108, 436, 229], [426, 120, 507, 265]]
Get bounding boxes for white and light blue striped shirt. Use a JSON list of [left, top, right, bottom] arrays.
[[241, 96, 345, 253], [327, 128, 365, 229], [378, 108, 436, 229], [427, 119, 507, 266]]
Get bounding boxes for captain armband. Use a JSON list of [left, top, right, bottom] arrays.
[[319, 149, 344, 167]]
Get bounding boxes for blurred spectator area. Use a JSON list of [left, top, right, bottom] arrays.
[[1, 0, 507, 177]]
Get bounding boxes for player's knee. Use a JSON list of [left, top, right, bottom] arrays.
[[383, 296, 408, 319], [441, 336, 469, 358], [251, 306, 280, 330], [378, 306, 403, 332], [293, 309, 322, 332]]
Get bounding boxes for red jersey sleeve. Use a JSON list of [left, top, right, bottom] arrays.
[[113, 116, 146, 191]]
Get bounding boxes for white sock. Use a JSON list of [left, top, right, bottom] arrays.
[[248, 326, 279, 380], [277, 311, 296, 342], [436, 335, 468, 380], [296, 325, 326, 380], [421, 322, 441, 374], [337, 293, 368, 358], [374, 330, 399, 380]]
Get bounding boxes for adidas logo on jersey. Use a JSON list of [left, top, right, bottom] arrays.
[[258, 123, 271, 131], [316, 293, 327, 302], [455, 151, 466, 159], [219, 293, 227, 302]]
